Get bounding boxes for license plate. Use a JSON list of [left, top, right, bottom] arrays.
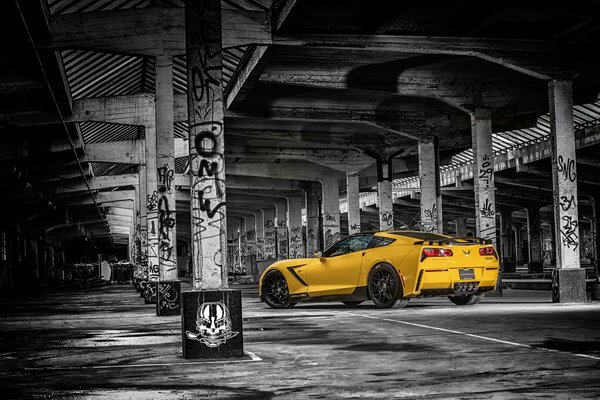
[[459, 269, 475, 280]]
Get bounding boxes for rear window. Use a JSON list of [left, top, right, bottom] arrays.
[[389, 231, 448, 241], [368, 237, 395, 248]]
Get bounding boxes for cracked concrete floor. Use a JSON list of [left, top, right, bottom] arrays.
[[1, 284, 599, 399]]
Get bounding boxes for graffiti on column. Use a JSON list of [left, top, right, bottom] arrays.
[[477, 153, 495, 242], [323, 213, 340, 250], [557, 156, 576, 182], [421, 203, 437, 233], [277, 221, 288, 259], [264, 220, 277, 259], [157, 164, 176, 273], [289, 226, 304, 259], [187, 0, 227, 288], [256, 238, 264, 260], [380, 212, 394, 230], [157, 282, 179, 310]]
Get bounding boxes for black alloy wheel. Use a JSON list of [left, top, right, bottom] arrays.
[[262, 270, 296, 309], [368, 264, 407, 309]]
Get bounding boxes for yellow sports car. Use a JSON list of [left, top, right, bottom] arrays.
[[259, 231, 499, 309]]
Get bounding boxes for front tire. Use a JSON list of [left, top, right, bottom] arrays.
[[448, 294, 483, 305], [368, 264, 405, 309], [262, 270, 297, 309]]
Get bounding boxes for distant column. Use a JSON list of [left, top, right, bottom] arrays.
[[549, 80, 585, 303], [322, 177, 341, 249], [347, 172, 361, 235], [262, 208, 277, 260], [255, 211, 265, 261], [378, 163, 393, 231], [527, 207, 543, 273], [144, 121, 159, 304], [419, 136, 443, 233], [472, 108, 501, 296], [287, 196, 304, 258], [275, 201, 288, 259], [471, 108, 496, 244], [305, 182, 320, 255], [155, 54, 180, 316]]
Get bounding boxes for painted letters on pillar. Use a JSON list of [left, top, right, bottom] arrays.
[[323, 213, 341, 250], [157, 164, 177, 275], [186, 0, 227, 288], [263, 219, 277, 259], [277, 220, 289, 259], [289, 226, 304, 259], [146, 193, 160, 282], [472, 110, 496, 244]]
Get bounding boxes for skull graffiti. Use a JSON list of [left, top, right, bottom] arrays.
[[185, 301, 239, 347]]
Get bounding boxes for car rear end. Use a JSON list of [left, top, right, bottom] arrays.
[[412, 237, 499, 297]]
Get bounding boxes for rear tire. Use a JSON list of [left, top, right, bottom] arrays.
[[262, 270, 297, 309], [448, 294, 483, 305], [341, 301, 364, 307], [368, 264, 404, 309]]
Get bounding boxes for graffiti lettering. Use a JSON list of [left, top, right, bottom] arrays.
[[560, 216, 579, 250], [557, 155, 576, 182], [147, 191, 158, 212], [559, 194, 576, 212], [479, 198, 495, 218], [157, 164, 174, 192]]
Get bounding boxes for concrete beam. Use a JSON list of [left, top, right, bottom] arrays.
[[55, 175, 138, 194], [49, 8, 271, 55], [272, 34, 568, 80], [85, 140, 143, 164]]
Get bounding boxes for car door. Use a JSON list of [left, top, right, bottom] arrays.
[[306, 235, 373, 297]]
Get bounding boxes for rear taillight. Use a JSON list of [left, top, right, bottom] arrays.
[[479, 247, 496, 257], [421, 247, 453, 260]]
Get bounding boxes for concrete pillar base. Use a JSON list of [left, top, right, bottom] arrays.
[[182, 290, 244, 359], [143, 281, 157, 304], [552, 268, 586, 303], [156, 280, 181, 316]]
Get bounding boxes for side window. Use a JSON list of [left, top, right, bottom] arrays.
[[323, 238, 352, 257], [368, 237, 395, 249], [348, 235, 373, 252]]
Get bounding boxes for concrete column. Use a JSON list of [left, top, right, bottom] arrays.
[[275, 201, 288, 259], [239, 217, 248, 273], [183, 0, 242, 359], [255, 211, 265, 261], [500, 210, 515, 272], [262, 208, 277, 260], [144, 122, 160, 304], [419, 137, 443, 233], [455, 218, 467, 237], [513, 222, 524, 266], [527, 207, 543, 273], [244, 214, 257, 259], [346, 172, 361, 235], [378, 163, 393, 231], [155, 55, 180, 315], [305, 182, 320, 255], [471, 108, 496, 244], [549, 80, 585, 302], [322, 178, 341, 249], [138, 166, 149, 297], [287, 196, 304, 259]]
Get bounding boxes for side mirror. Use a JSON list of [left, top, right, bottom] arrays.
[[314, 251, 326, 262]]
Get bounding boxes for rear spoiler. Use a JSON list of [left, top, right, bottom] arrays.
[[413, 237, 493, 246]]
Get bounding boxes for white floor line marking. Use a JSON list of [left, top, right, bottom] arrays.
[[344, 311, 600, 361], [23, 350, 262, 371]]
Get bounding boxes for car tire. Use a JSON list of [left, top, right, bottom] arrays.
[[341, 301, 364, 307], [448, 294, 483, 306], [368, 263, 403, 309], [262, 270, 297, 309]]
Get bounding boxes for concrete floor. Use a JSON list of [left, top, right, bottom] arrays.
[[1, 285, 600, 399]]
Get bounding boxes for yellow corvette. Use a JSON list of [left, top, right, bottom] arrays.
[[259, 231, 499, 309]]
